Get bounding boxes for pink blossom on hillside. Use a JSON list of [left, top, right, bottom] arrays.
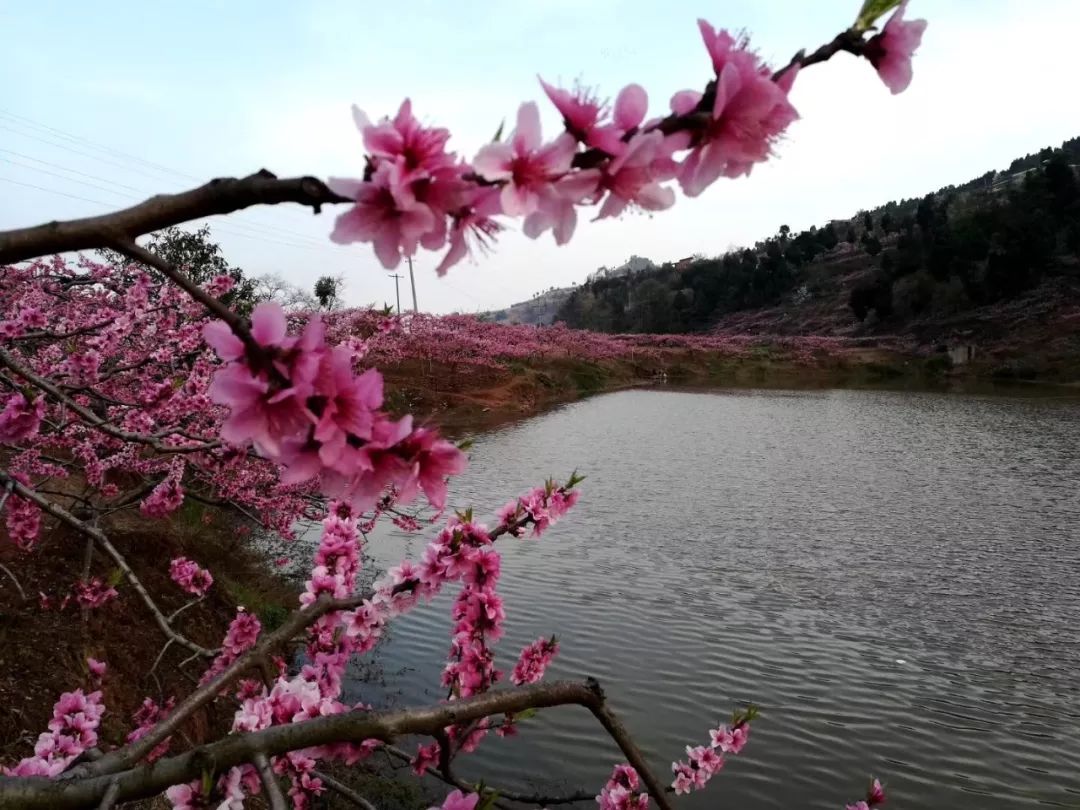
[[864, 1, 927, 94], [169, 557, 214, 597], [5, 483, 41, 551], [74, 578, 118, 609], [4, 689, 105, 777], [0, 393, 45, 444], [126, 697, 175, 763], [87, 658, 106, 680], [201, 610, 262, 685], [141, 477, 184, 518]]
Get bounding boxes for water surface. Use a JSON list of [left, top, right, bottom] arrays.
[[334, 388, 1080, 808]]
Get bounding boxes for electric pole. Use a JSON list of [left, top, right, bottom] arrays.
[[406, 255, 418, 313], [389, 273, 402, 315]]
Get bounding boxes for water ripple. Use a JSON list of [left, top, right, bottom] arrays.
[[330, 388, 1080, 809]]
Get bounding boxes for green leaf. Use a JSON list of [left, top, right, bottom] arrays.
[[457, 438, 475, 452], [854, 0, 901, 31], [566, 469, 586, 489], [492, 119, 506, 143], [515, 707, 539, 722], [106, 567, 124, 588], [477, 789, 500, 810]]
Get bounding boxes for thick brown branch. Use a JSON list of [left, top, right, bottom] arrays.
[[0, 170, 349, 265], [0, 680, 669, 810]]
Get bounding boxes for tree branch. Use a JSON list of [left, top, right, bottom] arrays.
[[0, 679, 672, 810], [311, 771, 378, 810], [0, 347, 220, 454], [0, 170, 349, 265], [0, 470, 215, 659], [252, 752, 287, 810]]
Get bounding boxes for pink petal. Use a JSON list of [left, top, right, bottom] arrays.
[[555, 169, 601, 202], [595, 192, 628, 220], [513, 102, 543, 153], [635, 182, 676, 211], [670, 90, 703, 116], [373, 231, 403, 269], [537, 132, 577, 175], [202, 321, 244, 361], [614, 84, 648, 130], [712, 62, 743, 119], [435, 235, 468, 277], [522, 210, 552, 240], [250, 302, 287, 347], [500, 183, 537, 217], [327, 177, 365, 200], [472, 143, 514, 181], [329, 207, 373, 244], [551, 203, 578, 245], [776, 63, 799, 95], [351, 105, 371, 132]]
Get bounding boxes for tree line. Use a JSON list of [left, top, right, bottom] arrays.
[[556, 137, 1080, 334]]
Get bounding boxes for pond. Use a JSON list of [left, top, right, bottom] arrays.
[[328, 387, 1080, 808]]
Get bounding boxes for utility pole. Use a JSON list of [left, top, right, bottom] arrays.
[[389, 273, 402, 314], [406, 255, 418, 313]]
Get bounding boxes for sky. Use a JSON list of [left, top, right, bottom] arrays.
[[2, 0, 1079, 314]]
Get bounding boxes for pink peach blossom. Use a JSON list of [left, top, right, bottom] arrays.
[[865, 1, 927, 94]]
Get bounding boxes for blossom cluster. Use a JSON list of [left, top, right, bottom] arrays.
[[204, 302, 466, 512], [846, 778, 887, 810], [3, 689, 105, 777], [670, 711, 752, 795], [510, 635, 559, 685], [596, 764, 650, 810], [126, 697, 176, 763], [200, 609, 262, 685], [328, 4, 924, 275], [74, 578, 119, 609], [168, 556, 214, 597]]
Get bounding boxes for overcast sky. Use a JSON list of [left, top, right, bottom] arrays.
[[2, 1, 1078, 314]]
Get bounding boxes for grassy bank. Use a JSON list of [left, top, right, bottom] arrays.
[[378, 341, 958, 429]]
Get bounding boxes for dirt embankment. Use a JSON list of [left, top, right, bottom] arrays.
[[378, 343, 942, 430]]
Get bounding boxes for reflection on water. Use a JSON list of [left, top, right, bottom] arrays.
[[324, 387, 1080, 808]]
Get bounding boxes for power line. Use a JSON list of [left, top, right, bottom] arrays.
[[0, 148, 149, 193], [0, 109, 200, 181], [0, 112, 339, 241], [0, 150, 334, 248]]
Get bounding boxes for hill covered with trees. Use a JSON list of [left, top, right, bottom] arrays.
[[556, 136, 1080, 377]]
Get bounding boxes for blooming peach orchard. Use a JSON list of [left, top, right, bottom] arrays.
[[0, 2, 923, 808]]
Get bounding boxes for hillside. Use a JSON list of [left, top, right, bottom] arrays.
[[557, 136, 1080, 381]]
